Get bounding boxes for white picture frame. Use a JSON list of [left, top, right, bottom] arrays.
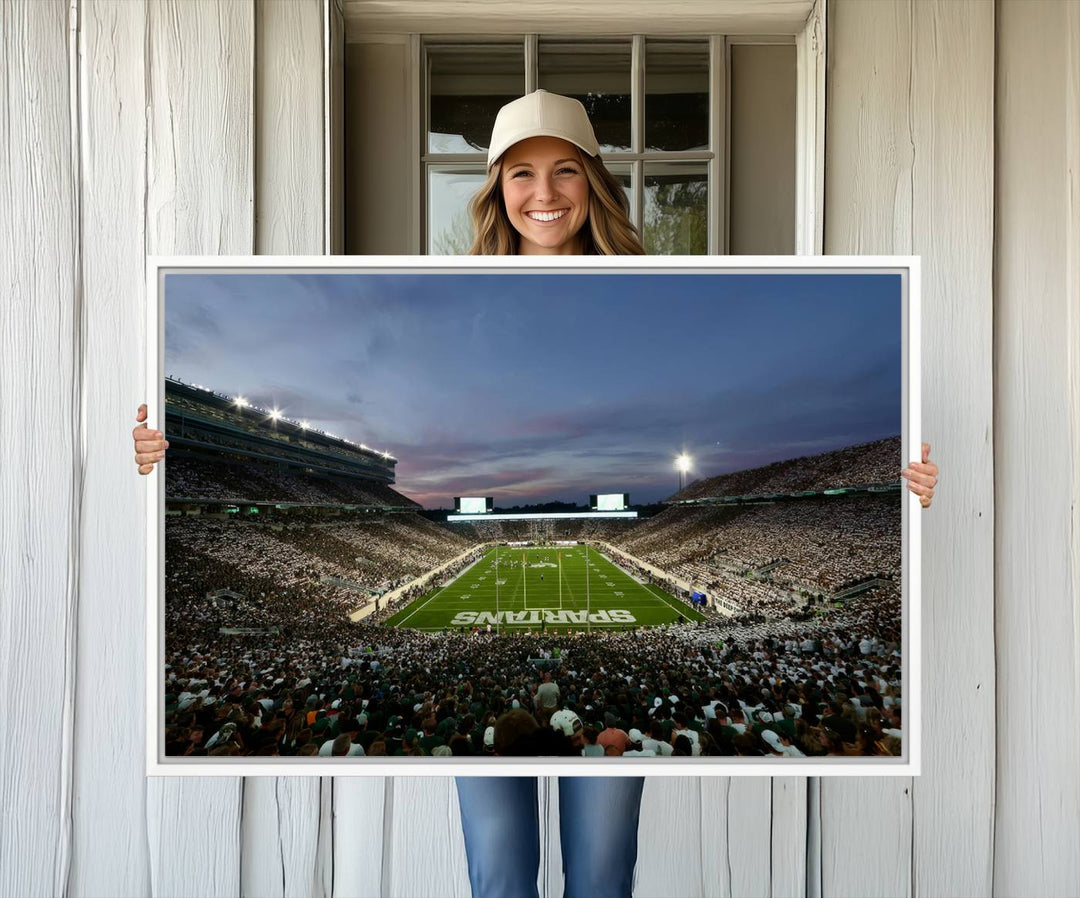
[[146, 254, 920, 777]]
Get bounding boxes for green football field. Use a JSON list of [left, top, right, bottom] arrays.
[[383, 545, 708, 632]]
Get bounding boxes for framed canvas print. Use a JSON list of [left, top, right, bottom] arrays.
[[146, 255, 920, 776]]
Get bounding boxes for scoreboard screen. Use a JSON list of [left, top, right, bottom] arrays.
[[455, 497, 493, 514], [590, 493, 630, 511]]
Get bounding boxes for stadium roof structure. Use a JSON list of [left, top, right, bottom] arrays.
[[164, 377, 397, 484]]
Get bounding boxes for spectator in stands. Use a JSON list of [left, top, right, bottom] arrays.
[[580, 725, 604, 758], [623, 729, 656, 758], [550, 709, 586, 754], [534, 670, 560, 725], [596, 711, 632, 756], [821, 701, 857, 744], [670, 710, 702, 757], [643, 721, 674, 758]]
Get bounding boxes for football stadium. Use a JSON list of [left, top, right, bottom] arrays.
[[163, 376, 904, 761]]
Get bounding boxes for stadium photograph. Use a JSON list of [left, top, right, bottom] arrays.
[[157, 266, 909, 767]]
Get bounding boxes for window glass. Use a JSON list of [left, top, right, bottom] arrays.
[[427, 44, 525, 154], [643, 163, 708, 254], [645, 40, 709, 152], [538, 41, 632, 153], [428, 167, 487, 254], [605, 163, 634, 212]]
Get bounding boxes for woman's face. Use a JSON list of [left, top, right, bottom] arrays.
[[499, 136, 590, 255]]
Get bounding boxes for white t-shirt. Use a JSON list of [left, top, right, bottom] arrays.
[[318, 739, 365, 757], [702, 700, 724, 720], [673, 727, 701, 756], [641, 737, 674, 757]]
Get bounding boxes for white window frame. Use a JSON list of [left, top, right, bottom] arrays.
[[404, 1, 825, 256]]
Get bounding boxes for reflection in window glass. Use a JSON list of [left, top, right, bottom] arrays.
[[645, 41, 709, 152], [428, 168, 487, 254], [428, 44, 524, 154], [605, 163, 634, 217], [538, 41, 632, 153], [643, 163, 707, 254]]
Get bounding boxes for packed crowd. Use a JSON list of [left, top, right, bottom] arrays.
[[166, 513, 470, 608], [165, 581, 902, 759], [673, 436, 902, 501], [167, 456, 415, 507], [608, 496, 900, 610]]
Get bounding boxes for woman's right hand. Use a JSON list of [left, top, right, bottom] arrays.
[[133, 403, 169, 474]]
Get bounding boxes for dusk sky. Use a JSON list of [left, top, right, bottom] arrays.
[[164, 271, 902, 508]]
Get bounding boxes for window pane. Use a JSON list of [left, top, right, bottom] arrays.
[[428, 44, 524, 154], [538, 40, 631, 153], [604, 163, 634, 220], [645, 40, 709, 152], [428, 167, 487, 254], [643, 163, 707, 255]]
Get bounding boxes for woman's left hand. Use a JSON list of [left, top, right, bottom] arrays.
[[902, 442, 938, 509]]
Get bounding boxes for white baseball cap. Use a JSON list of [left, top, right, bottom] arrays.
[[550, 709, 583, 737], [486, 90, 600, 168], [761, 730, 785, 753]]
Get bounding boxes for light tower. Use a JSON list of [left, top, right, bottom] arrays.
[[676, 453, 692, 492]]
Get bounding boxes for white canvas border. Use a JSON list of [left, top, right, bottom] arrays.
[[145, 254, 921, 777]]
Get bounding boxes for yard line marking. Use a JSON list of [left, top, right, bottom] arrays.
[[395, 580, 455, 626], [641, 581, 707, 621]]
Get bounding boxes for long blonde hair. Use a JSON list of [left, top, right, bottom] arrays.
[[467, 151, 645, 256]]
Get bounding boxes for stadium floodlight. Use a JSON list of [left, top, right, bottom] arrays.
[[675, 453, 693, 491], [299, 420, 309, 429], [269, 408, 281, 421]]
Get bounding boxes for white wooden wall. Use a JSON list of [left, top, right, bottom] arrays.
[[993, 1, 1080, 893], [824, 2, 996, 894], [1, 1, 1077, 896]]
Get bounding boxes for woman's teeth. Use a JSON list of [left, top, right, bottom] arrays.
[[527, 210, 567, 222]]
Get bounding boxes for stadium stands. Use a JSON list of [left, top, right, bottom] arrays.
[[672, 436, 901, 500], [167, 456, 417, 507], [163, 433, 905, 760]]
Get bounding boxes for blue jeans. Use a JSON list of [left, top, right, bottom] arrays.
[[454, 776, 645, 898]]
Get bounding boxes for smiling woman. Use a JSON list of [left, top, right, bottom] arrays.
[[466, 90, 645, 256], [500, 137, 591, 254]]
